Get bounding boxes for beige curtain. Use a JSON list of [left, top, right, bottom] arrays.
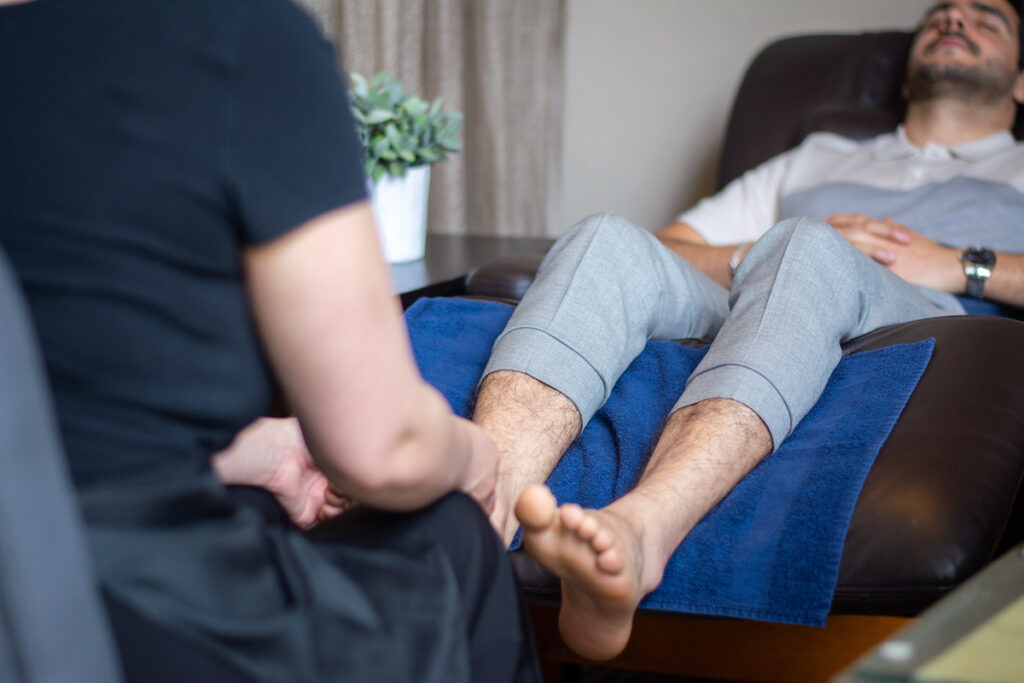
[[297, 0, 565, 238]]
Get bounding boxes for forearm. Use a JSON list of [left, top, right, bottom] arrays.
[[656, 221, 748, 288], [211, 417, 285, 488], [979, 252, 1024, 308], [908, 244, 1024, 308], [304, 383, 474, 511], [281, 285, 476, 510]]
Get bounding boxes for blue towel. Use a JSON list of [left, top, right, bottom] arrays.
[[405, 297, 934, 627]]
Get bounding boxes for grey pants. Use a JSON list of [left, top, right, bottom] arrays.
[[482, 213, 953, 449]]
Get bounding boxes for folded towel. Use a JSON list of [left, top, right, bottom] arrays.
[[405, 297, 934, 626]]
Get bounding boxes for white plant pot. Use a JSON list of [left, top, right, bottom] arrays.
[[370, 165, 430, 263]]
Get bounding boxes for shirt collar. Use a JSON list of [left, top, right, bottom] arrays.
[[871, 125, 1017, 162]]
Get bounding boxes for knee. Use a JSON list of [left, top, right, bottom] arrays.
[[765, 216, 847, 253], [734, 217, 869, 313], [751, 217, 854, 273], [542, 212, 661, 280], [556, 212, 652, 256]]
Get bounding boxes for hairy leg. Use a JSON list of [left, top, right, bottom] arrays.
[[516, 398, 772, 660], [474, 216, 728, 547], [473, 370, 582, 546]]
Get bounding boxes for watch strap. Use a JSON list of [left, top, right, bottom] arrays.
[[960, 247, 996, 299], [965, 273, 986, 299]]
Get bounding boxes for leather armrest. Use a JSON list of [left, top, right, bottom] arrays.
[[464, 252, 545, 301], [831, 315, 1024, 614]]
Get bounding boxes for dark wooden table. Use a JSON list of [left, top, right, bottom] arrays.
[[391, 233, 553, 306]]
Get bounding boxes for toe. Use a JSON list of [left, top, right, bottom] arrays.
[[595, 546, 624, 574], [514, 484, 557, 530], [576, 514, 600, 541], [590, 528, 614, 552], [560, 503, 584, 531]]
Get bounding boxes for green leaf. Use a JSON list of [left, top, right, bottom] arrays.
[[386, 81, 403, 107], [350, 72, 369, 99], [402, 98, 429, 118], [372, 136, 390, 155], [385, 123, 403, 149], [366, 108, 395, 125]]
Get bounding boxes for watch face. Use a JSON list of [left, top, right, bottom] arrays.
[[961, 248, 995, 298], [962, 248, 996, 267]]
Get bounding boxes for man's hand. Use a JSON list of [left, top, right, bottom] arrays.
[[826, 213, 912, 264], [826, 213, 962, 292], [212, 417, 352, 529]]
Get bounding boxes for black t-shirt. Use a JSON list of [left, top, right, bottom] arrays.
[[0, 0, 367, 483]]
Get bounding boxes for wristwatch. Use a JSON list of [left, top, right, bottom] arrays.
[[960, 246, 996, 299]]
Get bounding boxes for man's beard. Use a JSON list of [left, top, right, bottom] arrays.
[[906, 57, 1017, 106]]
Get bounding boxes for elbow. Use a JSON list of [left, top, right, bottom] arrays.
[[343, 434, 431, 494], [657, 221, 707, 246], [309, 388, 460, 509]]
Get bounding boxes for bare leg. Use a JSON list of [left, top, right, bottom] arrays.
[[473, 216, 728, 546], [473, 370, 581, 546], [516, 398, 772, 660]]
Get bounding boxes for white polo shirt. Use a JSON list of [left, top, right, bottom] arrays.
[[680, 126, 1024, 253]]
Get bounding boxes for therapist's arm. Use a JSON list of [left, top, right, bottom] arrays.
[[240, 201, 499, 513]]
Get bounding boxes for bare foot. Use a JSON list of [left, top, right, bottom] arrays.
[[515, 484, 647, 660]]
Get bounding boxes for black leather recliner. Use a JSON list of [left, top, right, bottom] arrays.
[[466, 31, 1024, 682]]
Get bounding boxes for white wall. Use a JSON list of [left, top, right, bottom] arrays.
[[558, 0, 934, 235]]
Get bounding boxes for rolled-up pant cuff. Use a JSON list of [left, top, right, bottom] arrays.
[[480, 326, 607, 425], [673, 363, 793, 450]]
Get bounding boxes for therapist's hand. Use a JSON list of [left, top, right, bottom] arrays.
[[213, 417, 352, 528]]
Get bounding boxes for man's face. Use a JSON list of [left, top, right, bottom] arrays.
[[906, 0, 1024, 105]]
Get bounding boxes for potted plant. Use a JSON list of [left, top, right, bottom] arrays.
[[349, 71, 463, 263]]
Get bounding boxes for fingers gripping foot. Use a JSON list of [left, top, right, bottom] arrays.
[[514, 485, 644, 661]]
